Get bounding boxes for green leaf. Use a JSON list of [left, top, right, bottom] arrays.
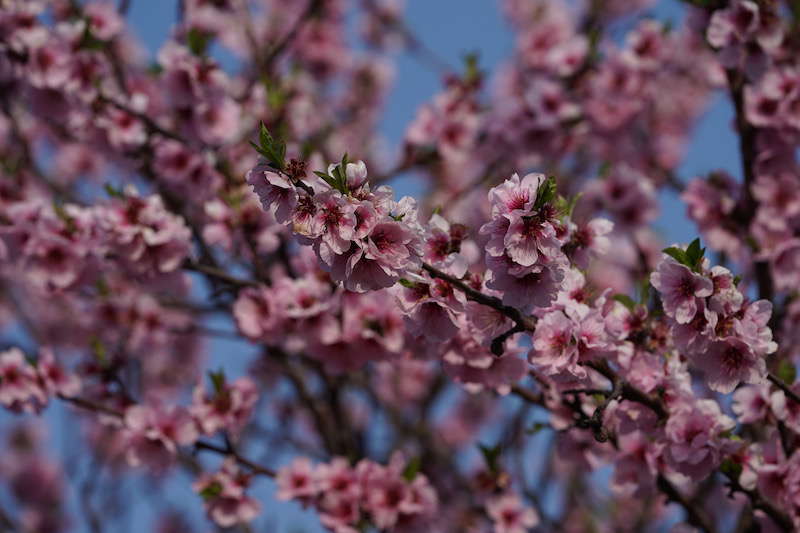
[[685, 238, 705, 270], [478, 443, 502, 474], [525, 422, 547, 435], [147, 62, 163, 75], [556, 192, 582, 218], [52, 202, 77, 234], [315, 153, 353, 194], [334, 153, 350, 191], [613, 294, 637, 310], [402, 456, 421, 481], [187, 28, 211, 56], [534, 176, 557, 210], [78, 23, 106, 50], [397, 278, 416, 289], [313, 170, 339, 190], [639, 280, 651, 306], [263, 78, 286, 112], [662, 246, 687, 265], [90, 337, 107, 366], [95, 277, 110, 298], [720, 458, 743, 479], [463, 51, 481, 83], [199, 481, 223, 500], [104, 183, 124, 198], [208, 369, 226, 394], [252, 122, 286, 170], [776, 359, 797, 385]]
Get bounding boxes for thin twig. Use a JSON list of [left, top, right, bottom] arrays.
[[657, 475, 719, 533], [768, 373, 800, 404], [183, 261, 259, 288], [194, 440, 277, 478], [421, 263, 536, 331]]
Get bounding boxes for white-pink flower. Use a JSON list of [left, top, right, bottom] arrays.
[[650, 256, 713, 324]]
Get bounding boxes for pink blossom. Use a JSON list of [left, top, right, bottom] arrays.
[[314, 191, 357, 255], [233, 286, 286, 342], [663, 397, 735, 480], [694, 337, 765, 394], [84, 2, 124, 41], [123, 404, 198, 468], [194, 459, 261, 527], [276, 457, 318, 501], [650, 256, 713, 324], [98, 189, 192, 274], [732, 384, 772, 424], [190, 376, 258, 436], [611, 430, 662, 497], [246, 162, 298, 224], [316, 457, 360, 499], [529, 310, 581, 378], [486, 492, 539, 533], [485, 253, 565, 311], [772, 238, 800, 292], [706, 0, 781, 79], [486, 172, 544, 216], [682, 173, 742, 257], [567, 218, 614, 269], [36, 348, 80, 398], [622, 20, 666, 71], [770, 384, 800, 434], [0, 348, 46, 409]]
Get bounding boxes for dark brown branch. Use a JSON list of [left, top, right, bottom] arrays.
[[768, 373, 800, 404], [584, 361, 668, 419], [657, 475, 719, 533], [194, 440, 277, 478], [490, 323, 525, 356], [509, 385, 544, 406], [59, 394, 124, 418], [722, 469, 794, 531], [98, 95, 187, 144], [59, 395, 278, 478], [726, 69, 774, 303], [183, 260, 259, 288], [421, 263, 537, 331], [263, 0, 322, 67]]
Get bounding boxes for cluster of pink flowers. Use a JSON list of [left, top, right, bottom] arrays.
[[0, 188, 191, 291], [193, 458, 261, 527], [529, 270, 612, 381], [707, 0, 783, 80], [234, 267, 406, 372], [248, 158, 424, 292], [479, 172, 571, 311], [486, 492, 540, 533], [650, 245, 776, 393], [202, 185, 285, 258], [1, 423, 71, 532], [276, 454, 437, 532], [115, 373, 258, 472], [0, 347, 80, 412]]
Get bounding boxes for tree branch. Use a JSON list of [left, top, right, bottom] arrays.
[[768, 373, 800, 404], [657, 475, 719, 533], [421, 263, 537, 331]]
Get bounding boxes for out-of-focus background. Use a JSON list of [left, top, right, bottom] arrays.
[[1, 1, 743, 531]]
